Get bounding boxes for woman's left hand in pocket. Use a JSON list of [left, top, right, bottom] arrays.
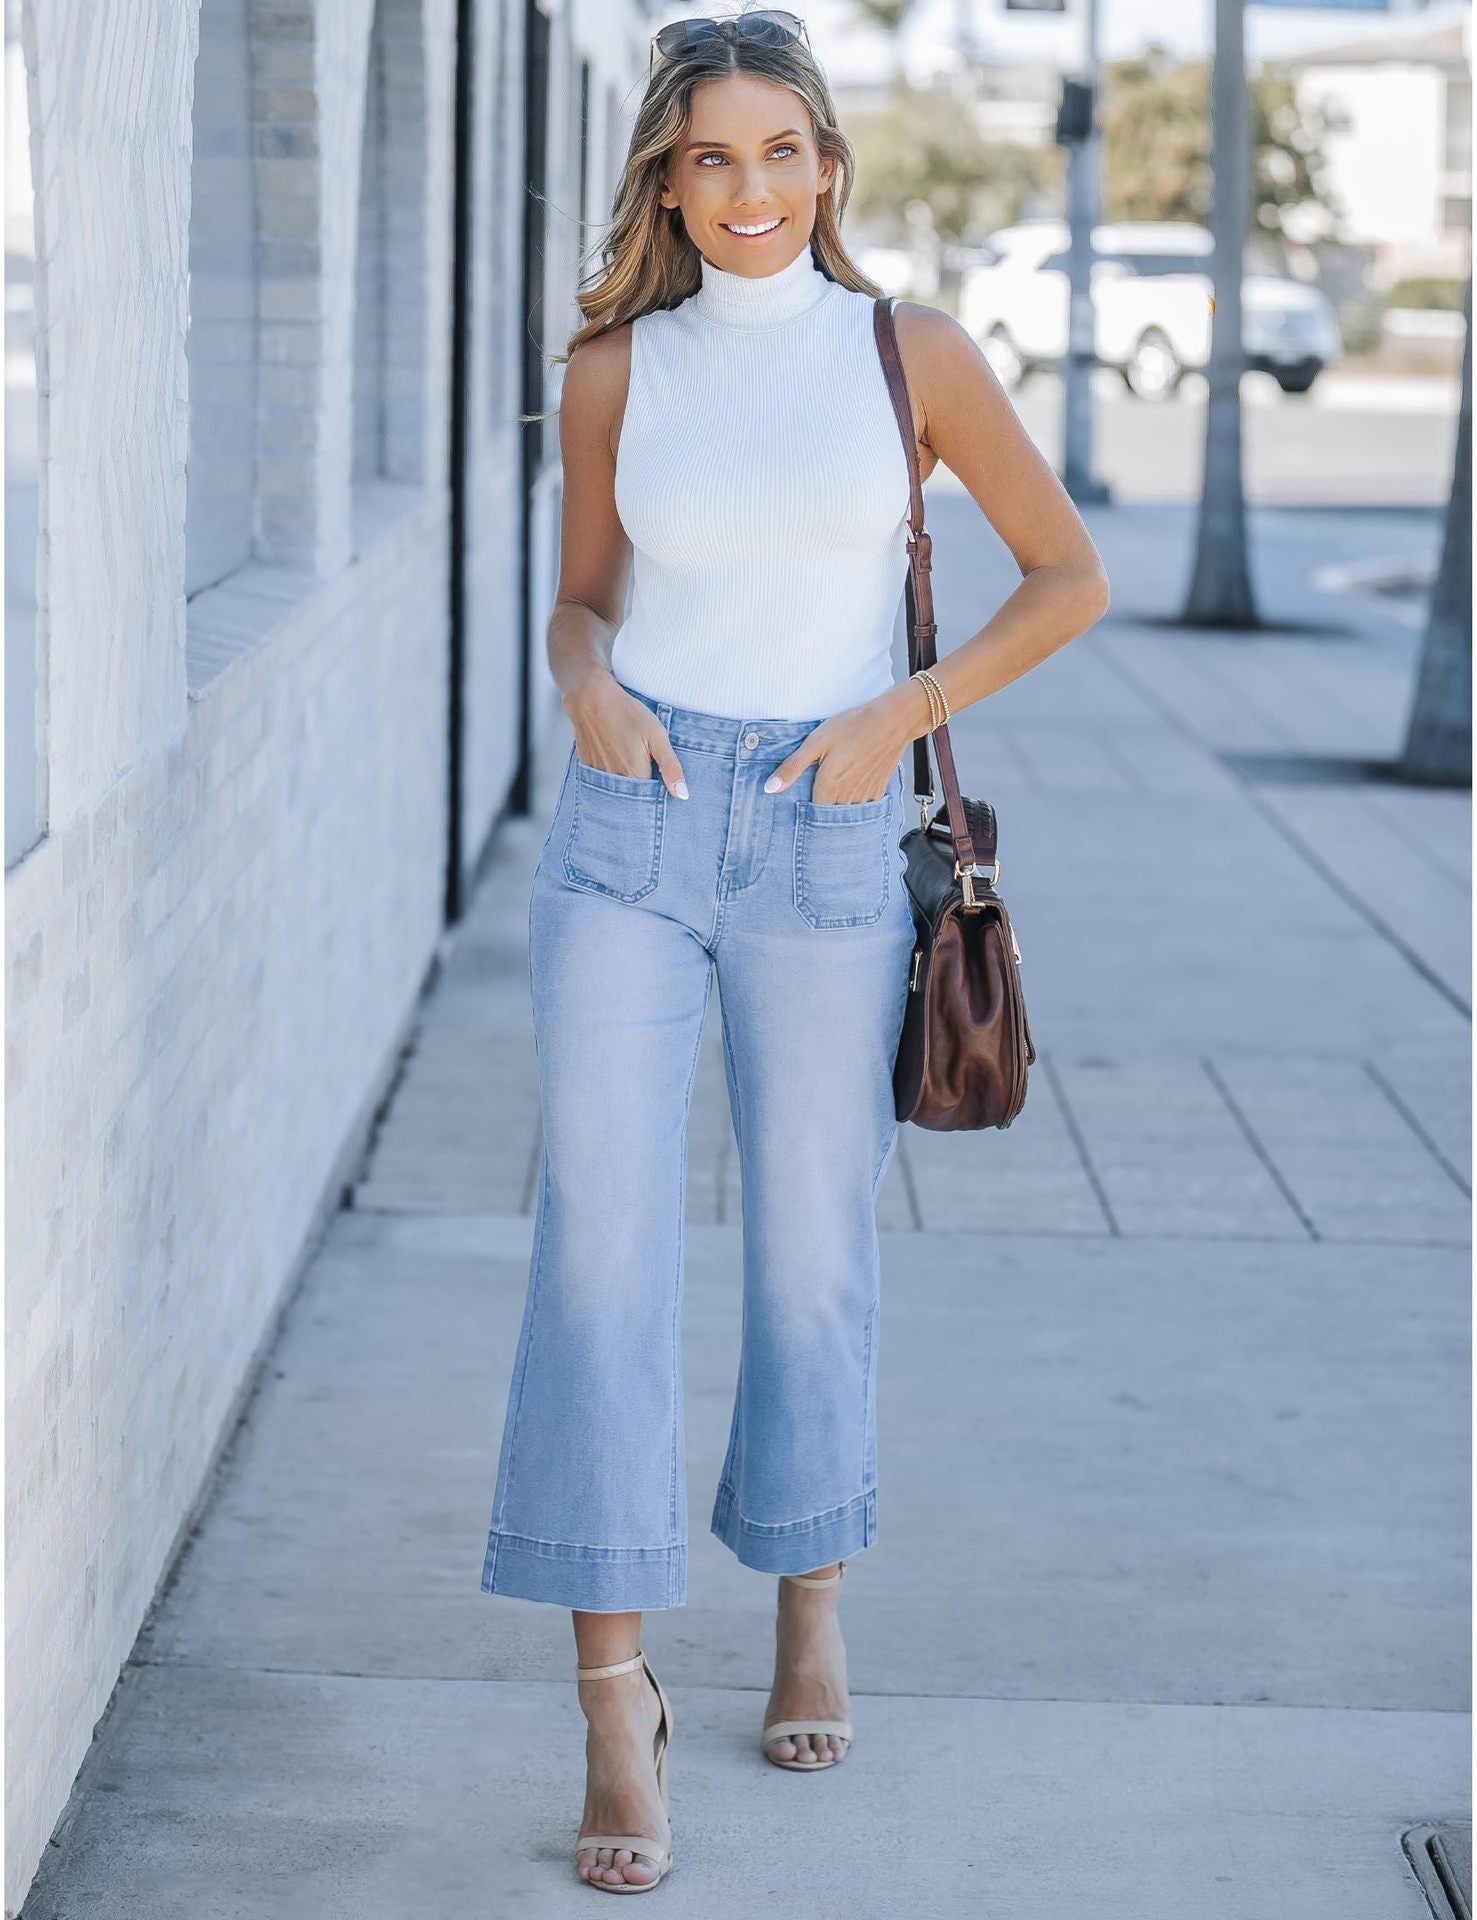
[[763, 689, 917, 805]]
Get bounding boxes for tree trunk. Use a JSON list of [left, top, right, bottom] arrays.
[[1183, 0, 1258, 628], [1397, 277, 1472, 787]]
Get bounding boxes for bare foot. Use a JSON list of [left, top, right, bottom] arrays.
[[763, 1563, 852, 1767], [576, 1663, 670, 1888]]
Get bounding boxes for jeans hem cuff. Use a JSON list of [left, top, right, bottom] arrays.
[[708, 1484, 876, 1573], [480, 1530, 686, 1610]]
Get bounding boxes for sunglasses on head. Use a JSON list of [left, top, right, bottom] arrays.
[[649, 11, 811, 74]]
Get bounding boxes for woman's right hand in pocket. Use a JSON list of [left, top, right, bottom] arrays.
[[562, 673, 689, 798]]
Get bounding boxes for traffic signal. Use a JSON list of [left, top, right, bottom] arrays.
[[1054, 78, 1094, 146]]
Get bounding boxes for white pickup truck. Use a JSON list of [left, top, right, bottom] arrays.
[[959, 219, 1343, 398]]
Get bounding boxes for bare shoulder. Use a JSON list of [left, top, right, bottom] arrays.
[[560, 319, 635, 462], [889, 301, 998, 452], [881, 299, 1101, 586], [890, 298, 968, 353], [883, 297, 1021, 466]]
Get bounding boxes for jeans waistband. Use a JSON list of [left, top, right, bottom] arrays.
[[617, 679, 827, 753]]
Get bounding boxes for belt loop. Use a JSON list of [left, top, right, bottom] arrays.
[[657, 698, 674, 730]]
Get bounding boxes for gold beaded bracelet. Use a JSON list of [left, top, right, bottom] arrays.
[[911, 667, 950, 733], [925, 668, 952, 723]]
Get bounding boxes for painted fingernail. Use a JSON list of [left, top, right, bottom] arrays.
[[763, 775, 781, 793], [674, 779, 689, 799]]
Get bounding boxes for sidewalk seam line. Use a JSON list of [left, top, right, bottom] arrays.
[[1038, 1050, 1120, 1236], [1361, 1056, 1473, 1200], [1095, 629, 1472, 1022], [122, 1657, 1473, 1713], [1200, 1054, 1320, 1242]]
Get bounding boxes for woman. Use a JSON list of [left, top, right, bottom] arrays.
[[479, 9, 1109, 1893]]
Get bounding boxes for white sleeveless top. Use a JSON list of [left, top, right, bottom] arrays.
[[609, 242, 913, 721]]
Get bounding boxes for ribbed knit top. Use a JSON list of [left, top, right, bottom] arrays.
[[609, 241, 913, 721]]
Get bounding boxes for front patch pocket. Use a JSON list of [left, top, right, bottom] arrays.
[[793, 792, 892, 928], [561, 761, 666, 902]]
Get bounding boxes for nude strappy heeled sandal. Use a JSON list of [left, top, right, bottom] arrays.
[[761, 1559, 853, 1771], [574, 1649, 674, 1893]]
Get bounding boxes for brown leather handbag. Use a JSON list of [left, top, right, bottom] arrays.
[[872, 296, 1037, 1130]]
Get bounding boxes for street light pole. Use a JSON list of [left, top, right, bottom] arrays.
[[1063, 0, 1109, 504]]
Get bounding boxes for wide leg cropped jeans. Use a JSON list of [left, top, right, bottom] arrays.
[[479, 681, 918, 1612]]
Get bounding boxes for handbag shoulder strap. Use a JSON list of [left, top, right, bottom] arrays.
[[870, 296, 991, 873]]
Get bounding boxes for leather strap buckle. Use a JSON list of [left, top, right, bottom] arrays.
[[956, 859, 1000, 910]]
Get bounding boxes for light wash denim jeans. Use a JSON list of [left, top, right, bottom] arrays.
[[479, 681, 917, 1611]]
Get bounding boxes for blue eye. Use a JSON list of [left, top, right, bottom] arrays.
[[697, 144, 799, 167]]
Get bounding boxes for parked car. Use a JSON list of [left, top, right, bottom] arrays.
[[959, 219, 1343, 398]]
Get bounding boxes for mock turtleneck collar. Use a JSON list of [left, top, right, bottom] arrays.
[[689, 239, 832, 328]]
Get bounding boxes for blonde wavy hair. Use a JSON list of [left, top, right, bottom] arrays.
[[522, 14, 884, 425]]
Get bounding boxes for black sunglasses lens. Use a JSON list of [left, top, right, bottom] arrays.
[[654, 13, 805, 60], [740, 12, 806, 44], [654, 20, 720, 59]]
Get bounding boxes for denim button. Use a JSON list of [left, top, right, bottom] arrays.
[[743, 729, 760, 749]]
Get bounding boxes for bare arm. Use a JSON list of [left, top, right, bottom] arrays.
[[884, 299, 1111, 732], [768, 302, 1111, 802], [547, 331, 688, 793], [546, 331, 630, 701]]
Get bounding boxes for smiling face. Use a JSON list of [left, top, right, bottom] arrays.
[[657, 73, 837, 277]]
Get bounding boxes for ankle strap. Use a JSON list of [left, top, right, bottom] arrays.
[[782, 1560, 846, 1588], [577, 1649, 646, 1681]]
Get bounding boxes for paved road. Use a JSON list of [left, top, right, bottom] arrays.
[[1012, 365, 1461, 508], [21, 503, 1469, 1918]]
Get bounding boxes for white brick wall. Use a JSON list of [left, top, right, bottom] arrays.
[[6, 522, 450, 1902], [4, 0, 456, 1908], [5, 0, 655, 1901]]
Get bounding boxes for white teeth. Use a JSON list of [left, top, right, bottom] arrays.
[[724, 219, 781, 235]]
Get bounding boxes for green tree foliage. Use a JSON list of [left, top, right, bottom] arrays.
[[849, 0, 914, 28], [1103, 45, 1336, 238], [845, 79, 1061, 245]]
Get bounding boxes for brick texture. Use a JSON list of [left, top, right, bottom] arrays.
[[5, 1, 456, 1908]]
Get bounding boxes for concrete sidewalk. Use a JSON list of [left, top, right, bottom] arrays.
[[21, 502, 1470, 1918]]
